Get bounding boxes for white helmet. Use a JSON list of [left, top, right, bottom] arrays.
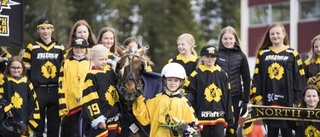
[[161, 63, 186, 79]]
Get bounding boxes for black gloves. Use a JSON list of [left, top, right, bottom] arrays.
[[239, 103, 248, 117]]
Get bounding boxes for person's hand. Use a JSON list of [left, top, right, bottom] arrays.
[[98, 121, 107, 129], [293, 103, 297, 107], [257, 101, 263, 105], [309, 76, 317, 84], [240, 103, 248, 117], [7, 111, 13, 117]]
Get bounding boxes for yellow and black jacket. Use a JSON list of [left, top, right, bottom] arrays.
[[0, 76, 40, 133], [250, 46, 306, 106], [23, 38, 65, 87], [304, 57, 320, 88], [168, 54, 198, 76], [81, 66, 120, 137], [185, 65, 234, 128], [133, 90, 198, 137], [293, 121, 320, 137], [58, 57, 90, 116]]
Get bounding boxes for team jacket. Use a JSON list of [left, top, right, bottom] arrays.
[[58, 57, 90, 116], [250, 46, 306, 106], [184, 65, 234, 128], [0, 76, 40, 130], [216, 45, 251, 102], [168, 54, 199, 76], [293, 121, 320, 137], [132, 90, 198, 137], [23, 38, 65, 87], [304, 57, 320, 87], [81, 66, 120, 137]]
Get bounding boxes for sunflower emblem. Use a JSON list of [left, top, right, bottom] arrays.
[[158, 107, 172, 125], [11, 92, 23, 109], [204, 83, 222, 102], [267, 62, 284, 80], [105, 85, 119, 106], [41, 61, 57, 79], [305, 125, 320, 137]]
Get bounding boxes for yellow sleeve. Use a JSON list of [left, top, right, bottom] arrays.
[[132, 95, 151, 126], [182, 98, 198, 124]]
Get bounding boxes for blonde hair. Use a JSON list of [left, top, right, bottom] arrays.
[[308, 34, 320, 63], [89, 44, 109, 59], [177, 33, 197, 56], [217, 26, 242, 50]]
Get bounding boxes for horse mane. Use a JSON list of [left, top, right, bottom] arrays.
[[116, 45, 154, 66]]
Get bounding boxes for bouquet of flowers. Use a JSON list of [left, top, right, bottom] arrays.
[[159, 117, 201, 137]]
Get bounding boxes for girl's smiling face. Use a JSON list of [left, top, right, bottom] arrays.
[[73, 46, 87, 57], [9, 61, 23, 77], [76, 25, 89, 40], [177, 39, 192, 56], [304, 89, 320, 108], [165, 77, 182, 92], [222, 32, 236, 48], [269, 26, 286, 45], [313, 40, 320, 57], [201, 55, 217, 68], [100, 31, 115, 49]]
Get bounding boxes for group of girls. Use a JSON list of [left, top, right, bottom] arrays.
[[0, 16, 319, 137]]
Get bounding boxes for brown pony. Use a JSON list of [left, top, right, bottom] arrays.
[[116, 47, 145, 105], [116, 46, 150, 137]]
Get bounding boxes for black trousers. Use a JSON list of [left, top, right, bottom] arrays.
[[201, 123, 225, 137], [61, 111, 81, 137], [267, 124, 292, 137], [33, 86, 60, 137]]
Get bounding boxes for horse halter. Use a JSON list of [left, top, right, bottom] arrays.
[[117, 53, 144, 101]]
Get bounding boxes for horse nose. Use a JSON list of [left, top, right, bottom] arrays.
[[125, 79, 136, 90]]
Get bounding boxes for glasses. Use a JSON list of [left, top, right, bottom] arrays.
[[10, 67, 23, 70]]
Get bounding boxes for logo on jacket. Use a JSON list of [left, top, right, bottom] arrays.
[[201, 111, 225, 117], [41, 61, 57, 78], [204, 83, 222, 102], [11, 92, 23, 109], [267, 62, 284, 80], [267, 93, 285, 102], [305, 125, 320, 136], [105, 85, 119, 106]]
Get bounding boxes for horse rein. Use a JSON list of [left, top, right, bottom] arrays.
[[118, 54, 144, 98]]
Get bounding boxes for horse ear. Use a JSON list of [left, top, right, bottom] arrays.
[[140, 58, 146, 74], [116, 46, 126, 57], [138, 46, 148, 57], [115, 60, 121, 74]]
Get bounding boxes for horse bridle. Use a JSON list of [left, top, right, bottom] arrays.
[[117, 54, 144, 98]]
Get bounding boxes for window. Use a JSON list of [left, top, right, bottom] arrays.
[[299, 0, 320, 20], [249, 2, 290, 25], [272, 3, 290, 22], [249, 5, 269, 25]]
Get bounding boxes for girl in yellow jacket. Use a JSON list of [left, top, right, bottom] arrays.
[[132, 63, 199, 137], [59, 38, 90, 137]]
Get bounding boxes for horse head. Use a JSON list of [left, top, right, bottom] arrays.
[[116, 47, 146, 106]]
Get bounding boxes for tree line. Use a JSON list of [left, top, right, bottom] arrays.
[[22, 0, 240, 72]]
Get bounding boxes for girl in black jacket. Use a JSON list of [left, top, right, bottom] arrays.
[[216, 26, 251, 137]]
